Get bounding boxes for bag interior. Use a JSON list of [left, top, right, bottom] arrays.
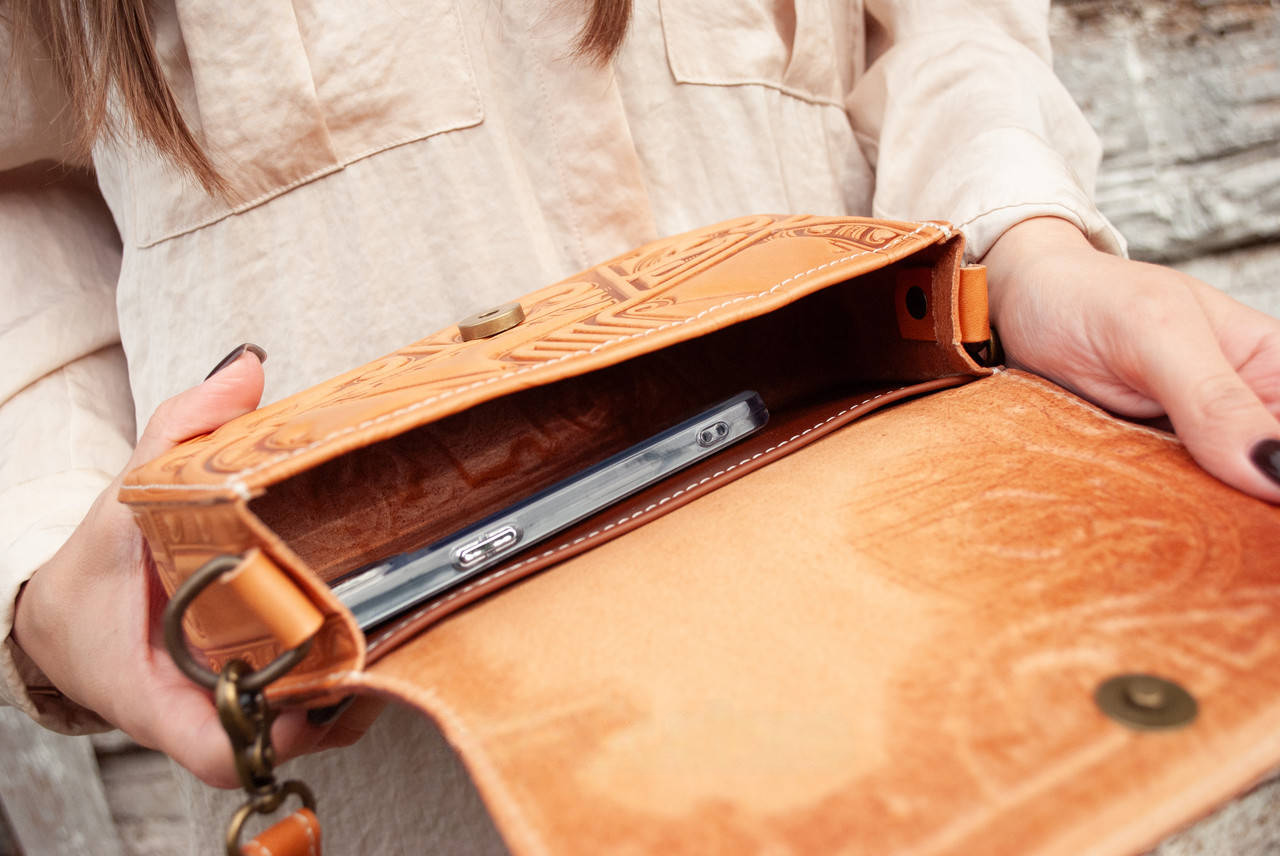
[[249, 245, 979, 599]]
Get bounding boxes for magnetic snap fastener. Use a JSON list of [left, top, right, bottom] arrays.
[[458, 302, 525, 341], [1095, 673, 1198, 731]]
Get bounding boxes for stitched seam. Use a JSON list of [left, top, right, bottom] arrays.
[[241, 838, 272, 856], [669, 75, 844, 108], [1001, 371, 1183, 445], [121, 221, 946, 496], [256, 378, 1177, 690], [951, 201, 1090, 234], [137, 118, 485, 249], [291, 811, 317, 856], [366, 385, 909, 649]]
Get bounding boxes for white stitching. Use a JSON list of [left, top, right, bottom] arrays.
[[119, 221, 947, 496], [360, 372, 1181, 652], [241, 838, 273, 856], [278, 385, 909, 687], [291, 811, 317, 856], [1001, 371, 1183, 445], [275, 373, 1180, 692], [365, 385, 910, 649]]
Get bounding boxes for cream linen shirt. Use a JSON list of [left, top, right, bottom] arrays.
[[2, 0, 1123, 851]]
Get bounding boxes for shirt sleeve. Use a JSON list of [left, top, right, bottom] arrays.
[[846, 0, 1127, 261], [1, 25, 134, 733]]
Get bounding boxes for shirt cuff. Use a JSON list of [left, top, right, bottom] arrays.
[[1, 469, 115, 734], [895, 126, 1127, 262]]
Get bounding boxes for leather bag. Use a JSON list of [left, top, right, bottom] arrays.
[[120, 215, 1280, 855]]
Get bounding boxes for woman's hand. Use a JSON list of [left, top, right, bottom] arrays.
[[984, 216, 1280, 503], [11, 346, 377, 787]]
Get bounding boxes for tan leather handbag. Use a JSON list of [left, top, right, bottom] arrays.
[[121, 215, 1280, 856]]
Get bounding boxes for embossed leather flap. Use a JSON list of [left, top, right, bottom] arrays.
[[337, 371, 1280, 856], [119, 215, 988, 693]]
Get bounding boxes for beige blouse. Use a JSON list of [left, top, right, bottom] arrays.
[[1, 0, 1123, 850]]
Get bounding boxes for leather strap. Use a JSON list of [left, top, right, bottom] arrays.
[[957, 263, 990, 343], [221, 549, 325, 650], [240, 809, 322, 856], [893, 263, 989, 343]]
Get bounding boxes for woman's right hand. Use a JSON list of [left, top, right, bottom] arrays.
[[10, 346, 371, 787]]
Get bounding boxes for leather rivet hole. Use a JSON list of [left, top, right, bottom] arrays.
[[906, 286, 928, 320]]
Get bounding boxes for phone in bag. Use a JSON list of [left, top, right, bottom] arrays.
[[332, 390, 769, 630]]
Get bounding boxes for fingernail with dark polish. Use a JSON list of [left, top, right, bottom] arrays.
[[1250, 439, 1280, 487], [204, 343, 267, 381]]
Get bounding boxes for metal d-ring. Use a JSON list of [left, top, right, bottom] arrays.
[[224, 779, 317, 856], [162, 554, 313, 693]]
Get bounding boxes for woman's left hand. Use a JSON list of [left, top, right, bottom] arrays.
[[982, 216, 1280, 503]]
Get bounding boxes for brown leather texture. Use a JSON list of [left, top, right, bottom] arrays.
[[116, 214, 1280, 855], [119, 215, 987, 694], [331, 370, 1280, 856], [241, 808, 321, 856]]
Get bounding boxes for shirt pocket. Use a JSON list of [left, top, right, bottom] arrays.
[[132, 0, 483, 247], [657, 0, 862, 107]]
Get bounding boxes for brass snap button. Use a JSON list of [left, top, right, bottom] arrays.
[[458, 302, 525, 341], [1095, 673, 1198, 731]]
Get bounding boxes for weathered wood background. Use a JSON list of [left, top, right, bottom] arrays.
[[2, 2, 1278, 855], [1052, 0, 1280, 320]]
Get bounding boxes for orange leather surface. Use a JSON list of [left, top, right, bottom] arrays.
[[893, 267, 936, 341], [894, 263, 987, 345], [118, 215, 987, 695], [221, 549, 324, 650], [357, 374, 971, 659], [121, 216, 971, 504], [330, 371, 1280, 856], [957, 264, 990, 343], [241, 808, 321, 856], [115, 213, 1280, 852]]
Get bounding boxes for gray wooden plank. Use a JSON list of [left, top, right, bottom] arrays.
[[0, 708, 123, 856], [1174, 240, 1280, 318], [95, 748, 188, 856], [1050, 0, 1280, 262], [1150, 771, 1280, 856]]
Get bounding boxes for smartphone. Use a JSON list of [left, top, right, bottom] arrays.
[[332, 390, 769, 630]]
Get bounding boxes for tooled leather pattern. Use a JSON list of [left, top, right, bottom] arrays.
[[118, 214, 961, 691], [120, 215, 950, 502]]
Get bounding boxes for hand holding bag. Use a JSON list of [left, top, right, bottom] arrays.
[[120, 215, 1280, 855]]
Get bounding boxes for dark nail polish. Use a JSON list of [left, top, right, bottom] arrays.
[[1250, 439, 1280, 487], [204, 343, 267, 381], [306, 696, 355, 727]]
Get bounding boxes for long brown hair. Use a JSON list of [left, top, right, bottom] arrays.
[[7, 0, 633, 195]]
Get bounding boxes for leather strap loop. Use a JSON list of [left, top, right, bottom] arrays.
[[240, 808, 322, 856], [957, 264, 990, 343], [163, 553, 316, 692]]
